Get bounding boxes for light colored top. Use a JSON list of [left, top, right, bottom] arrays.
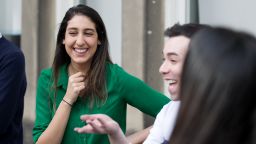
[[0, 33, 2, 38], [143, 101, 180, 144]]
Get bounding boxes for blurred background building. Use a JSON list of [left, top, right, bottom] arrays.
[[1, 0, 256, 143]]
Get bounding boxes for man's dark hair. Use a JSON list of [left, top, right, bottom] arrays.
[[164, 23, 210, 38]]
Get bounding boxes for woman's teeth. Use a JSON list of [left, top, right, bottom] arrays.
[[74, 48, 88, 53]]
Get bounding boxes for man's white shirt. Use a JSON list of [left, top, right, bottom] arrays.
[[143, 101, 180, 144]]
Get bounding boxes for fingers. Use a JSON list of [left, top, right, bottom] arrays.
[[74, 119, 106, 134], [77, 114, 119, 135], [70, 77, 85, 84], [69, 72, 86, 90], [72, 82, 85, 91], [80, 114, 111, 122], [87, 119, 105, 133], [74, 125, 94, 133], [95, 116, 114, 129], [95, 116, 120, 135], [66, 72, 86, 100], [69, 72, 85, 83]]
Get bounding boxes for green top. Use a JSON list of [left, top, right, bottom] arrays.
[[33, 63, 170, 144]]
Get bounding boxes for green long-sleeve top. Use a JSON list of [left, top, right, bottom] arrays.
[[33, 63, 170, 144]]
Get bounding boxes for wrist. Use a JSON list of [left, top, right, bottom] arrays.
[[63, 96, 75, 106], [62, 98, 72, 107], [108, 127, 130, 144], [64, 93, 78, 103], [109, 125, 125, 139], [109, 122, 122, 136]]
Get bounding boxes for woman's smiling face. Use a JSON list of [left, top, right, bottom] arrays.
[[63, 15, 100, 67]]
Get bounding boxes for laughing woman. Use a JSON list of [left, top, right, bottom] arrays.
[[33, 4, 169, 144]]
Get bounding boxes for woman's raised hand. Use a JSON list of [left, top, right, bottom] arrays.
[[64, 72, 86, 105]]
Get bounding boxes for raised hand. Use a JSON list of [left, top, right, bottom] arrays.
[[74, 114, 129, 144], [74, 114, 120, 135], [64, 72, 86, 105]]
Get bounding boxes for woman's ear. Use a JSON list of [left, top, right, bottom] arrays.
[[98, 41, 101, 45], [62, 40, 65, 44]]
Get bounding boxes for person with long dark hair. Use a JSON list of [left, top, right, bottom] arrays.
[[170, 27, 256, 144], [33, 4, 169, 144]]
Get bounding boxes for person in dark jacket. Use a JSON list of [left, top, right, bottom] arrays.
[[0, 33, 27, 144]]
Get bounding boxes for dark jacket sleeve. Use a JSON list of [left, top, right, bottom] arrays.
[[0, 51, 26, 133]]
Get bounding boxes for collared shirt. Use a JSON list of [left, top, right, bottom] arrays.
[[33, 63, 170, 144], [0, 33, 2, 38]]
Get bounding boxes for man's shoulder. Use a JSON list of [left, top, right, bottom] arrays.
[[0, 37, 20, 49], [165, 101, 180, 109], [0, 37, 23, 58], [159, 101, 180, 115]]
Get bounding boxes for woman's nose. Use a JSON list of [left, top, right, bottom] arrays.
[[76, 34, 85, 46]]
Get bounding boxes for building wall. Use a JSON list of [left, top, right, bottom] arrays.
[[199, 0, 256, 36], [87, 0, 122, 66], [0, 0, 21, 34]]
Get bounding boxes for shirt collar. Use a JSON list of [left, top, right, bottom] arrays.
[[0, 33, 2, 39], [57, 64, 69, 89]]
